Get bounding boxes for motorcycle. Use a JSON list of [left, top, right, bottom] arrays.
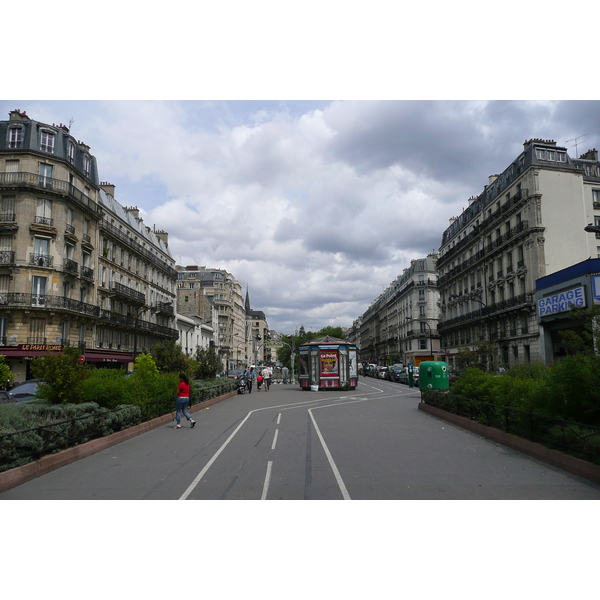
[[237, 376, 247, 394]]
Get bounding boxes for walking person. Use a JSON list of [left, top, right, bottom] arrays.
[[244, 366, 256, 393], [282, 366, 289, 384], [262, 366, 272, 391], [175, 372, 196, 429]]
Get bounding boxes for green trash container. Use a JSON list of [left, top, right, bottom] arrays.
[[418, 361, 450, 391]]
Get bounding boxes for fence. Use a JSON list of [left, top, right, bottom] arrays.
[[0, 380, 236, 473], [420, 390, 600, 465]]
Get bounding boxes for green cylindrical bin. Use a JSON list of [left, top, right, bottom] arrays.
[[418, 361, 449, 391]]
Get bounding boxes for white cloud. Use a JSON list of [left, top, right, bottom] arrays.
[[2, 99, 598, 333]]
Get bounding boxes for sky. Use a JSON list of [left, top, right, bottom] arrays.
[[4, 99, 599, 334]]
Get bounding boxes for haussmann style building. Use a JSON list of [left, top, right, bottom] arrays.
[[0, 109, 178, 383]]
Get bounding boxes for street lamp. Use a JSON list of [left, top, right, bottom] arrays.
[[132, 307, 148, 363], [405, 316, 435, 359], [584, 223, 600, 234]]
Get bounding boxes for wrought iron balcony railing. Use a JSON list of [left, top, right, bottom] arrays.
[[30, 253, 53, 267], [111, 281, 146, 304], [63, 258, 79, 275], [0, 172, 102, 217]]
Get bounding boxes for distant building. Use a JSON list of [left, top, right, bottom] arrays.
[[176, 265, 245, 370], [359, 255, 440, 366]]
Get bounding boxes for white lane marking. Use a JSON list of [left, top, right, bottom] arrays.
[[179, 392, 387, 500], [277, 412, 282, 424], [261, 461, 273, 500], [308, 409, 351, 500], [271, 428, 279, 450]]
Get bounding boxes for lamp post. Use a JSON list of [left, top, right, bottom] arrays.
[[584, 223, 600, 234], [405, 316, 435, 360], [132, 307, 148, 364]]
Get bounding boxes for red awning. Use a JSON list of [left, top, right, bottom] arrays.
[[84, 351, 134, 363]]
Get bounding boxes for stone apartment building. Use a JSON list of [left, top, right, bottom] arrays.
[[437, 138, 600, 368], [0, 109, 178, 382], [359, 255, 440, 366], [176, 265, 246, 370]]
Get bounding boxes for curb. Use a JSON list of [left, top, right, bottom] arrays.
[[418, 402, 600, 486], [0, 390, 237, 494]]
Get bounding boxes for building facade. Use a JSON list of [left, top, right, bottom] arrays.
[[437, 139, 600, 369], [359, 255, 440, 366], [0, 110, 178, 382], [176, 265, 246, 371]]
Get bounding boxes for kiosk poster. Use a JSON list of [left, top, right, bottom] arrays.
[[320, 350, 338, 376], [349, 350, 357, 377]]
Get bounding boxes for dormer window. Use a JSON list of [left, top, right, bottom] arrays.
[[8, 127, 22, 148], [68, 142, 75, 163], [83, 155, 90, 175], [40, 130, 55, 153]]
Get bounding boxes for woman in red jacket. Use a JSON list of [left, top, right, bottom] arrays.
[[175, 372, 196, 429]]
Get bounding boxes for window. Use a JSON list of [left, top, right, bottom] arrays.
[[1, 195, 15, 221], [83, 155, 90, 175], [40, 130, 55, 153], [546, 150, 555, 161], [39, 163, 53, 188], [36, 198, 52, 224], [32, 277, 47, 307], [0, 316, 6, 344], [8, 127, 23, 148], [29, 317, 46, 343], [536, 148, 546, 160], [593, 190, 600, 205], [68, 142, 75, 163], [557, 152, 567, 163], [419, 339, 428, 350], [5, 159, 19, 172]]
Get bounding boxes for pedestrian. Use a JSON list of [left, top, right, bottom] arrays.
[[282, 366, 289, 384], [262, 366, 272, 391], [175, 372, 196, 430], [244, 366, 256, 393], [257, 374, 263, 389]]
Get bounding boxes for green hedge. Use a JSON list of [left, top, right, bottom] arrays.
[[0, 377, 236, 474]]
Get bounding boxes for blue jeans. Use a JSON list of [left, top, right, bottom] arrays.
[[176, 397, 192, 423]]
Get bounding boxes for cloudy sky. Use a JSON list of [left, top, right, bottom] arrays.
[[4, 99, 599, 333], [6, 4, 598, 335]]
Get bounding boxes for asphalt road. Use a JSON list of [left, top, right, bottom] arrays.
[[2, 378, 600, 500]]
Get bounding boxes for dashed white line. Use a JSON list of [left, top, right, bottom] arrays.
[[271, 429, 279, 450], [261, 461, 273, 500]]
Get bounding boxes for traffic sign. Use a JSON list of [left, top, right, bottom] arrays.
[[78, 355, 86, 364]]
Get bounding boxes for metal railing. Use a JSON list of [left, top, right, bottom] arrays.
[[0, 171, 102, 217], [421, 390, 600, 464], [0, 381, 237, 473]]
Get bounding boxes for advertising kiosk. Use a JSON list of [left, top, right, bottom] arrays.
[[298, 336, 358, 391]]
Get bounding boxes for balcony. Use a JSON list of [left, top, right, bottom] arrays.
[[0, 171, 102, 217], [80, 266, 94, 280], [155, 301, 174, 316], [0, 293, 101, 317], [111, 281, 146, 304], [30, 253, 54, 268], [34, 215, 54, 227], [0, 251, 15, 265], [63, 258, 79, 275]]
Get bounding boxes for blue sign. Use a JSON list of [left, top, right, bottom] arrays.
[[538, 286, 585, 316], [593, 276, 600, 303]]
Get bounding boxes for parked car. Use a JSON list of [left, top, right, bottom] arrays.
[[377, 366, 389, 379], [0, 390, 11, 403], [366, 364, 377, 377], [389, 366, 404, 383], [8, 379, 44, 402], [448, 371, 459, 385], [227, 369, 246, 380]]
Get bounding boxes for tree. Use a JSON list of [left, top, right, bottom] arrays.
[[30, 344, 89, 404], [193, 346, 222, 379], [455, 341, 496, 372], [150, 339, 190, 374], [558, 304, 600, 355], [0, 355, 15, 389]]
